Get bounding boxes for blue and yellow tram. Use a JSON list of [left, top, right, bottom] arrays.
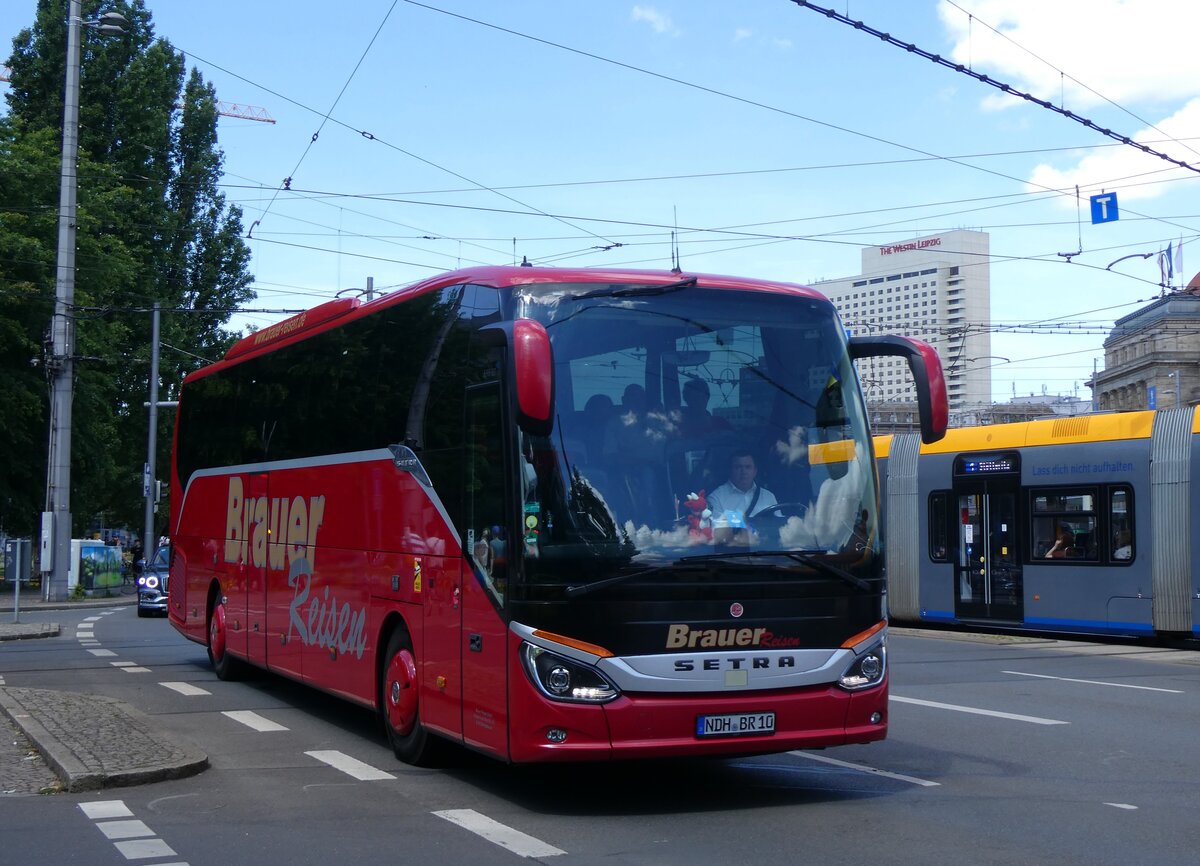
[[877, 408, 1200, 638]]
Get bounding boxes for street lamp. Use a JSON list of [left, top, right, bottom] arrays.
[[42, 3, 127, 600]]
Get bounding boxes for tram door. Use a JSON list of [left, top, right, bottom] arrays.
[[953, 453, 1023, 623]]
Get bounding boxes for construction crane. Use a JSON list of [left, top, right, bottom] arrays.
[[2, 65, 274, 123]]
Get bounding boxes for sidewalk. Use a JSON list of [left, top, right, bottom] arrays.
[[0, 593, 208, 793]]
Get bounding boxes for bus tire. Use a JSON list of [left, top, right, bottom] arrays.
[[381, 627, 433, 765], [207, 595, 243, 681]]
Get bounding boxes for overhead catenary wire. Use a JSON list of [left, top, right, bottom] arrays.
[[790, 0, 1200, 176]]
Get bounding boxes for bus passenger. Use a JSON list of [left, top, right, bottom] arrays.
[[677, 378, 732, 438]]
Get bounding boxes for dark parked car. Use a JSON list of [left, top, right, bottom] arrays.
[[137, 545, 169, 617]]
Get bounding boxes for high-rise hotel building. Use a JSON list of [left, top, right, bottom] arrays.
[[814, 229, 992, 410]]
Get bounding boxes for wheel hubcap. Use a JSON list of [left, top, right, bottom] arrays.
[[385, 647, 418, 735]]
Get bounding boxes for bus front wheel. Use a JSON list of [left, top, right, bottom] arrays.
[[208, 597, 242, 681], [381, 628, 433, 765]]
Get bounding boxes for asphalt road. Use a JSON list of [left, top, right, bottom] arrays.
[[3, 607, 1200, 865]]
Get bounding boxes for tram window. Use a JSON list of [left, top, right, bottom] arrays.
[[1109, 486, 1133, 563], [1030, 487, 1099, 561], [928, 491, 951, 561]]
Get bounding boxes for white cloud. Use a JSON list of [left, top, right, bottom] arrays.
[[938, 1, 1200, 202], [734, 27, 752, 42], [631, 6, 677, 36], [939, 1, 1200, 108], [1027, 98, 1200, 201]]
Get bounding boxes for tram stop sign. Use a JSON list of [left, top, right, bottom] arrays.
[[1090, 193, 1119, 224]]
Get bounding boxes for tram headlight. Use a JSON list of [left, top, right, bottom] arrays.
[[838, 641, 887, 691], [520, 643, 619, 703]]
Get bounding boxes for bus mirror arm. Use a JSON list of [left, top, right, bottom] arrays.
[[848, 335, 948, 444], [480, 319, 556, 437]]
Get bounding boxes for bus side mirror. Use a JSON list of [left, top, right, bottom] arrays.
[[848, 335, 948, 444], [513, 318, 554, 435]]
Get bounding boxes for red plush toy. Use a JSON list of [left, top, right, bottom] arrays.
[[682, 490, 712, 541]]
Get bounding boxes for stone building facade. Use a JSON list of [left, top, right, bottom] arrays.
[[1091, 279, 1200, 411]]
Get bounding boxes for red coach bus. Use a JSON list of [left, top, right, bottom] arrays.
[[168, 265, 946, 764]]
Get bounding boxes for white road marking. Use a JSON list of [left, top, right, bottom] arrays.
[[434, 809, 565, 858], [79, 801, 133, 820], [305, 750, 395, 781], [891, 695, 1069, 725], [79, 801, 187, 864], [1002, 670, 1183, 694], [111, 661, 136, 667], [79, 640, 101, 646], [222, 710, 288, 732], [83, 616, 101, 622], [161, 682, 211, 696], [120, 667, 152, 673], [789, 750, 940, 786], [88, 649, 118, 657], [1104, 802, 1138, 810], [96, 819, 154, 840], [113, 838, 178, 860]]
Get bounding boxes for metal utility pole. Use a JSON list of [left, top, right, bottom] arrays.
[[42, 3, 127, 600], [143, 303, 161, 558]]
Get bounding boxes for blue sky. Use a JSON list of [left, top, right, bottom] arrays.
[[6, 1, 1200, 403]]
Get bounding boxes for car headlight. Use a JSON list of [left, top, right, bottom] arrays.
[[838, 641, 886, 691], [143, 575, 159, 590], [520, 642, 619, 703]]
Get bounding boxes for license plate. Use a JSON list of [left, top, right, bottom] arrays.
[[695, 711, 776, 738]]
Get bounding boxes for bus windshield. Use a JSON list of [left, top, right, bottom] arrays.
[[513, 282, 877, 589]]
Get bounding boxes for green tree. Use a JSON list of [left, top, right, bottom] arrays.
[[1, 0, 253, 539]]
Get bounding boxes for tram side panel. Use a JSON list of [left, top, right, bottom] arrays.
[[1016, 438, 1153, 635]]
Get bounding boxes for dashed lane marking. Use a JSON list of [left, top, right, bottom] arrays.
[[891, 695, 1069, 725], [1002, 670, 1184, 693], [160, 682, 211, 696], [78, 800, 188, 865], [95, 819, 154, 840], [434, 809, 565, 858], [305, 750, 395, 781], [79, 801, 133, 820], [222, 710, 288, 732], [87, 649, 117, 658]]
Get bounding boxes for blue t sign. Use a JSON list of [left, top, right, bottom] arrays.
[[1090, 193, 1119, 224]]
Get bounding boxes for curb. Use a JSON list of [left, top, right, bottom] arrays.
[[0, 623, 60, 642], [0, 687, 208, 792]]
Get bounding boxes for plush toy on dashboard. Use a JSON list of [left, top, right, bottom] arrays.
[[682, 490, 713, 541]]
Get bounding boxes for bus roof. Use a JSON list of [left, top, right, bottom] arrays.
[[217, 264, 827, 370]]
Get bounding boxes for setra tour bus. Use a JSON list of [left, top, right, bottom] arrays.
[[168, 265, 947, 764]]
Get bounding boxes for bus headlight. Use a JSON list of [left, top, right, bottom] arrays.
[[838, 641, 886, 691], [520, 643, 619, 703]]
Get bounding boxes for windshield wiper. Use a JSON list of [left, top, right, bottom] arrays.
[[564, 562, 688, 599], [572, 276, 698, 300], [678, 551, 873, 592]]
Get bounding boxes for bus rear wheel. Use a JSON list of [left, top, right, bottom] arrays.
[[208, 598, 243, 681], [381, 628, 434, 765]]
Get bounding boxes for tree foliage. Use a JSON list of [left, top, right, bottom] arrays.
[[0, 0, 254, 539]]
